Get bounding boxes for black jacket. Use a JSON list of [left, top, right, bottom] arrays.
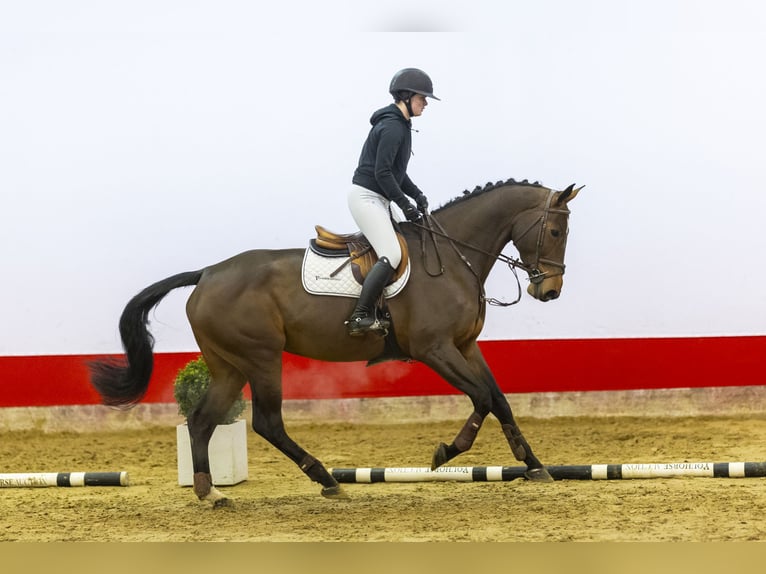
[[352, 104, 423, 210]]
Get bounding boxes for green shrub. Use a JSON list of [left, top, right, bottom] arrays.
[[172, 356, 246, 425]]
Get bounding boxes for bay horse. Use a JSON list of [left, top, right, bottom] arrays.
[[89, 178, 581, 506]]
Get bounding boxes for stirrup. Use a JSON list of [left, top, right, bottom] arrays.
[[345, 314, 390, 337]]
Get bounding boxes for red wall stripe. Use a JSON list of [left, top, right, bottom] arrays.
[[0, 336, 763, 408]]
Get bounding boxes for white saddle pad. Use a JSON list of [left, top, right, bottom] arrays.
[[301, 248, 410, 298]]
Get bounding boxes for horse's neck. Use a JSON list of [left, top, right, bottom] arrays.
[[433, 186, 543, 278]]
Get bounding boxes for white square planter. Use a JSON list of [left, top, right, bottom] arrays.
[[176, 419, 248, 486]]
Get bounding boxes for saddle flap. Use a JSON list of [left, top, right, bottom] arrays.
[[313, 224, 409, 286]]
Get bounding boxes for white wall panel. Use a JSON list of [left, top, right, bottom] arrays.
[[2, 1, 764, 354]]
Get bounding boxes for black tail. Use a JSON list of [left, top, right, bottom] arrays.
[[89, 270, 204, 408]]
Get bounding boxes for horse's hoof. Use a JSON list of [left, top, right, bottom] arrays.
[[321, 485, 350, 500], [212, 497, 233, 509], [524, 467, 554, 483], [199, 485, 232, 507], [431, 442, 449, 470]]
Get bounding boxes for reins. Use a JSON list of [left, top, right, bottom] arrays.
[[415, 214, 524, 306], [412, 189, 568, 307]]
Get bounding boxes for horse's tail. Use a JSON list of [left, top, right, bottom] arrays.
[[89, 270, 204, 408]]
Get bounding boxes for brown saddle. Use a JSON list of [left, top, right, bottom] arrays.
[[313, 225, 409, 285]]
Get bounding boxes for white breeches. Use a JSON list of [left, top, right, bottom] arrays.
[[347, 184, 402, 269]]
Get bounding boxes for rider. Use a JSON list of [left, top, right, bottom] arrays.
[[345, 68, 439, 336]]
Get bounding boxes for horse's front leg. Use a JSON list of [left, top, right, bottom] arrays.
[[431, 410, 485, 469], [416, 343, 493, 469], [496, 412, 552, 482], [463, 344, 553, 482]]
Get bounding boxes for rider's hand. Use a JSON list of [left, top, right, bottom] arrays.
[[402, 203, 423, 223], [415, 194, 429, 213]]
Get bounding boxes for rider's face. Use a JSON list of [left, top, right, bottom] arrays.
[[409, 94, 428, 117]]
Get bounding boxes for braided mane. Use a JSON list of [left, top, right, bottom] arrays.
[[434, 178, 544, 213]]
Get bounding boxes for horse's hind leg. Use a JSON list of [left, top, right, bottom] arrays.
[[187, 354, 247, 507], [246, 355, 347, 499]]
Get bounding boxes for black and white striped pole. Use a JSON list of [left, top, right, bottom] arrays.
[[0, 472, 129, 488], [331, 462, 766, 483]]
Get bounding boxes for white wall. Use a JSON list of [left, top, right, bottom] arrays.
[[2, 1, 765, 355]]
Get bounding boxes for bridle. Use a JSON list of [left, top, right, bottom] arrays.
[[413, 189, 570, 306], [509, 189, 570, 286]]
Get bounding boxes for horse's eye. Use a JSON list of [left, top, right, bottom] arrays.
[[551, 229, 561, 238]]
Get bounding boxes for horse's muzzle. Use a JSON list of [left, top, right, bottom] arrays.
[[541, 289, 560, 301], [527, 278, 562, 301]]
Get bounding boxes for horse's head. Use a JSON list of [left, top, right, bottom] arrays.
[[512, 184, 581, 302]]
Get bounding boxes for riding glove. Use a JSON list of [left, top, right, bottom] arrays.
[[415, 194, 429, 213], [401, 203, 423, 223]]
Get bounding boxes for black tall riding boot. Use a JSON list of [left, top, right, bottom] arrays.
[[345, 257, 395, 336]]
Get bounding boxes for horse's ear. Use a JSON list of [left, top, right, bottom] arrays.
[[557, 184, 583, 205]]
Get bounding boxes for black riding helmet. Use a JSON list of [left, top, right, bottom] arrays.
[[389, 68, 440, 115]]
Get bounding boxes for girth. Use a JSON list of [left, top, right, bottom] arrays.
[[311, 225, 409, 285]]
